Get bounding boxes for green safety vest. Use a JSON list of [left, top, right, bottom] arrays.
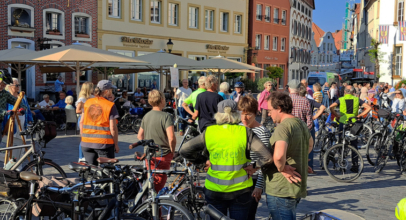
[[205, 124, 253, 193], [338, 94, 359, 124]]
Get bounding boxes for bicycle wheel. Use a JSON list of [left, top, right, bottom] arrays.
[[133, 200, 194, 220], [400, 143, 406, 173], [132, 119, 142, 134], [21, 159, 67, 179], [323, 144, 364, 182], [118, 116, 130, 132], [366, 132, 384, 166], [374, 140, 390, 173], [358, 124, 373, 149], [175, 186, 206, 219], [0, 200, 17, 220], [314, 132, 327, 153]]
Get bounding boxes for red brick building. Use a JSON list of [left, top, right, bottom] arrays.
[[247, 0, 290, 89], [0, 0, 98, 101]]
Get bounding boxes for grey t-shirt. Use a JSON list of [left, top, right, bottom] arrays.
[[81, 105, 119, 149], [141, 110, 174, 156]]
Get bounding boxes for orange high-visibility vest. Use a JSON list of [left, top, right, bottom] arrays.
[[81, 97, 115, 145]]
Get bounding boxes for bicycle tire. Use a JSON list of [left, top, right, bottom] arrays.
[[0, 200, 17, 220], [175, 186, 206, 219], [314, 133, 328, 153], [400, 143, 406, 173], [132, 200, 194, 220], [118, 116, 130, 132], [323, 144, 364, 182], [374, 140, 390, 173], [132, 119, 142, 134], [21, 159, 67, 179], [366, 132, 384, 166], [358, 124, 373, 149]]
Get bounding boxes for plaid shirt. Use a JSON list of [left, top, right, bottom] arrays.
[[290, 93, 313, 130]]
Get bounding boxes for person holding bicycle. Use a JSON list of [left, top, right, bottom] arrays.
[[329, 85, 372, 172], [180, 99, 301, 220], [80, 80, 120, 165]]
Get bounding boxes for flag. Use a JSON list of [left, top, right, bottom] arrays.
[[379, 25, 389, 44], [401, 21, 406, 41]]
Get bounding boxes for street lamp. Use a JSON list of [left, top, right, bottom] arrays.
[[166, 39, 174, 53]]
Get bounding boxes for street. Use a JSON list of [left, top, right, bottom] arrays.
[[3, 130, 402, 220]]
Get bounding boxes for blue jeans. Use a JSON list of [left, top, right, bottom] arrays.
[[309, 128, 315, 169], [33, 110, 46, 121], [205, 191, 252, 220], [266, 194, 301, 220], [178, 107, 191, 132]]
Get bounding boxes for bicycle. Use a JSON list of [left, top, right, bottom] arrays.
[[313, 113, 339, 169], [1, 120, 67, 179], [365, 111, 406, 173], [128, 139, 194, 220], [323, 116, 364, 182], [118, 107, 142, 133]]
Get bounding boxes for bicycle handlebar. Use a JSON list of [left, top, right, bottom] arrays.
[[175, 117, 198, 128], [203, 205, 233, 220], [45, 178, 114, 194], [129, 139, 161, 153]]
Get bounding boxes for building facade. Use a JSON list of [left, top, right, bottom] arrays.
[[98, 0, 248, 93], [288, 0, 315, 81], [247, 0, 290, 89], [1, 0, 99, 100], [310, 23, 339, 73]]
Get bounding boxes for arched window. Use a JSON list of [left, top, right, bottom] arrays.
[[298, 22, 301, 36]]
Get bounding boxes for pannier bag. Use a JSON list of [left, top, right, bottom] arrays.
[[378, 109, 391, 120], [0, 168, 29, 199], [350, 121, 364, 136], [39, 121, 57, 143]]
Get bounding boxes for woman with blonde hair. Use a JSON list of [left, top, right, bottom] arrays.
[[218, 82, 230, 100], [76, 81, 94, 162], [257, 81, 273, 124], [389, 90, 406, 113]]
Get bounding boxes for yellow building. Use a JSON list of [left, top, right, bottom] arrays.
[[98, 0, 248, 92]]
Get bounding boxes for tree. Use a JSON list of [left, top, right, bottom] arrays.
[[265, 66, 283, 82], [224, 72, 244, 79], [368, 38, 387, 81], [92, 67, 117, 79]]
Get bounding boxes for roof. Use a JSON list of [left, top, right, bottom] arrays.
[[332, 30, 343, 50], [312, 23, 325, 47], [302, 0, 315, 9]]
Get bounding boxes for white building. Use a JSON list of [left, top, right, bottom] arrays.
[[310, 23, 339, 73], [288, 0, 315, 80]]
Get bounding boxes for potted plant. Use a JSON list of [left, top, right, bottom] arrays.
[[47, 28, 61, 35], [75, 31, 89, 38]]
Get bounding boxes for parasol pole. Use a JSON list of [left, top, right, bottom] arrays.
[[160, 66, 164, 91], [76, 61, 80, 93]]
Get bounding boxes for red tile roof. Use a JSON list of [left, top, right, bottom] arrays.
[[332, 30, 343, 50], [303, 0, 315, 9], [312, 23, 325, 47]]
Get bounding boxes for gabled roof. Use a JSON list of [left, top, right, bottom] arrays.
[[312, 23, 325, 47], [332, 30, 343, 50], [302, 0, 315, 9]]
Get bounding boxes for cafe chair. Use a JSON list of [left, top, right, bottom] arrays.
[[65, 108, 78, 135]]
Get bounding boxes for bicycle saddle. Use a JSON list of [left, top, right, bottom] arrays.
[[97, 157, 119, 164], [69, 162, 91, 171], [20, 171, 42, 181]]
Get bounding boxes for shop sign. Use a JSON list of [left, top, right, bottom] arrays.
[[206, 44, 229, 53], [265, 56, 278, 60], [121, 37, 153, 48]]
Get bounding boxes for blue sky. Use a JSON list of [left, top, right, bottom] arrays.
[[313, 0, 359, 32]]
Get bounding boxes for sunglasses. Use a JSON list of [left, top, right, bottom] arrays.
[[12, 84, 20, 87]]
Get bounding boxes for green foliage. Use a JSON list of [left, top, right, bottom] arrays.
[[265, 66, 283, 79], [257, 77, 274, 91], [224, 72, 244, 79], [240, 78, 258, 93], [368, 38, 387, 80], [93, 67, 117, 76], [395, 80, 406, 90]]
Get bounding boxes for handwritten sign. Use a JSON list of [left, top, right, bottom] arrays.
[[170, 67, 179, 88]]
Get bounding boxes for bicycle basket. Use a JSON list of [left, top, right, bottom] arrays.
[[350, 122, 363, 136], [0, 168, 29, 199], [378, 109, 391, 119]]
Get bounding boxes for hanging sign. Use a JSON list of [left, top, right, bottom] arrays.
[[170, 67, 179, 88]]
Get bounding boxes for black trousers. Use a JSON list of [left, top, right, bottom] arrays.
[[81, 146, 115, 166], [247, 178, 260, 220]]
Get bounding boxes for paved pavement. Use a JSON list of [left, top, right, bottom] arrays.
[[2, 129, 405, 220]]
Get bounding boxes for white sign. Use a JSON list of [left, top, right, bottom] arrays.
[[170, 67, 179, 88]]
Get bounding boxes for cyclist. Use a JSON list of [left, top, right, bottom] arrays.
[[230, 82, 247, 102], [182, 76, 206, 116], [329, 85, 372, 172]]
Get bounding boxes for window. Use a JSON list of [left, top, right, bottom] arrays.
[[189, 7, 198, 28], [298, 22, 301, 36], [255, 34, 261, 50], [220, 12, 229, 32], [131, 0, 142, 21], [330, 55, 333, 63], [108, 0, 120, 18], [265, 6, 271, 22], [294, 20, 297, 35], [302, 24, 305, 38], [323, 43, 326, 51], [282, 10, 286, 25], [264, 35, 270, 50], [273, 37, 278, 51], [293, 0, 297, 8], [74, 16, 87, 34], [305, 8, 308, 15], [150, 0, 161, 23], [205, 10, 214, 30], [46, 12, 60, 32], [234, 15, 242, 33], [273, 8, 279, 23], [281, 38, 286, 51], [10, 7, 32, 28], [399, 0, 404, 22], [168, 3, 178, 26], [279, 65, 285, 88], [309, 10, 311, 17], [301, 5, 304, 13], [396, 46, 402, 75], [256, 4, 262, 20], [298, 2, 301, 10]]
